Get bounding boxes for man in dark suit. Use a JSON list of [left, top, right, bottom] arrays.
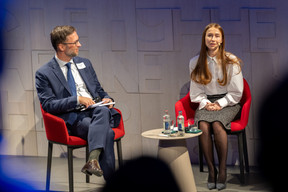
[[35, 25, 120, 180]]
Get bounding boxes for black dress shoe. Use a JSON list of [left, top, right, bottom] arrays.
[[81, 159, 103, 177]]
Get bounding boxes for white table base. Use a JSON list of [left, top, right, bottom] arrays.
[[158, 139, 197, 192]]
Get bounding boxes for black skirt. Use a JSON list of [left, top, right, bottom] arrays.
[[194, 94, 241, 130]]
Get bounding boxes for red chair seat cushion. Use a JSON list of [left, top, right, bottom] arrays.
[[67, 136, 87, 146]]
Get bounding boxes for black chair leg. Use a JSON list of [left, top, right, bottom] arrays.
[[68, 147, 74, 192], [243, 130, 250, 173], [238, 133, 245, 184], [86, 146, 90, 183], [198, 138, 204, 172], [116, 139, 123, 167], [46, 142, 53, 192]]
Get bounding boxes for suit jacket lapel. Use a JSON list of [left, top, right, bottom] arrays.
[[50, 58, 72, 95]]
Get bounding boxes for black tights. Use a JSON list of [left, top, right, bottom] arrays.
[[199, 121, 227, 183]]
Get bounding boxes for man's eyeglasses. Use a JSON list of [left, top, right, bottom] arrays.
[[62, 39, 80, 45]]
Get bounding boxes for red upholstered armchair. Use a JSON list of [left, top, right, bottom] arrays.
[[175, 79, 251, 132], [40, 105, 125, 192], [174, 78, 251, 184]]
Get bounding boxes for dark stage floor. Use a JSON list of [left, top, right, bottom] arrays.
[[0, 156, 270, 192]]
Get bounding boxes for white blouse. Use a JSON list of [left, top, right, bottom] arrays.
[[189, 54, 243, 110]]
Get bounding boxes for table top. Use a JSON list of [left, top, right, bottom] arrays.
[[141, 128, 202, 140]]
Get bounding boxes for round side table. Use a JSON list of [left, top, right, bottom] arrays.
[[141, 128, 202, 192]]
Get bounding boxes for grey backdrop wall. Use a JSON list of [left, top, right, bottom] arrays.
[[1, 0, 287, 166]]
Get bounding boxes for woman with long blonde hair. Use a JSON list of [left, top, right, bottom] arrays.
[[189, 23, 243, 190]]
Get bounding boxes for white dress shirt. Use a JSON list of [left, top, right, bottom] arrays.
[[55, 55, 93, 101], [189, 54, 243, 110]]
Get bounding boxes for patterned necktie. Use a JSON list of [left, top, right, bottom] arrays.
[[66, 62, 77, 96]]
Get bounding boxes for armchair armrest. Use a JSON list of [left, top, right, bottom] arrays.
[[175, 93, 199, 125]]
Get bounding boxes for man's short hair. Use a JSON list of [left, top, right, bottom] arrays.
[[50, 25, 76, 51]]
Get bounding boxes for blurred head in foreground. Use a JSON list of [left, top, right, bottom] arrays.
[[258, 76, 288, 192], [102, 156, 181, 192]]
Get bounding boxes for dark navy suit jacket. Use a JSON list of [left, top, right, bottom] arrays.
[[35, 56, 119, 127]]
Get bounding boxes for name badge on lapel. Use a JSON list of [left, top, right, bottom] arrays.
[[76, 62, 86, 69]]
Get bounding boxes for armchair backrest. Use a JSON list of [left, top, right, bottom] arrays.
[[112, 108, 125, 139], [240, 79, 252, 108], [40, 104, 70, 144], [232, 78, 251, 131]]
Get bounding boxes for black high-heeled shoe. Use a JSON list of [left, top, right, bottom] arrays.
[[207, 169, 218, 190], [216, 183, 226, 190], [216, 170, 227, 191], [207, 182, 216, 190]]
